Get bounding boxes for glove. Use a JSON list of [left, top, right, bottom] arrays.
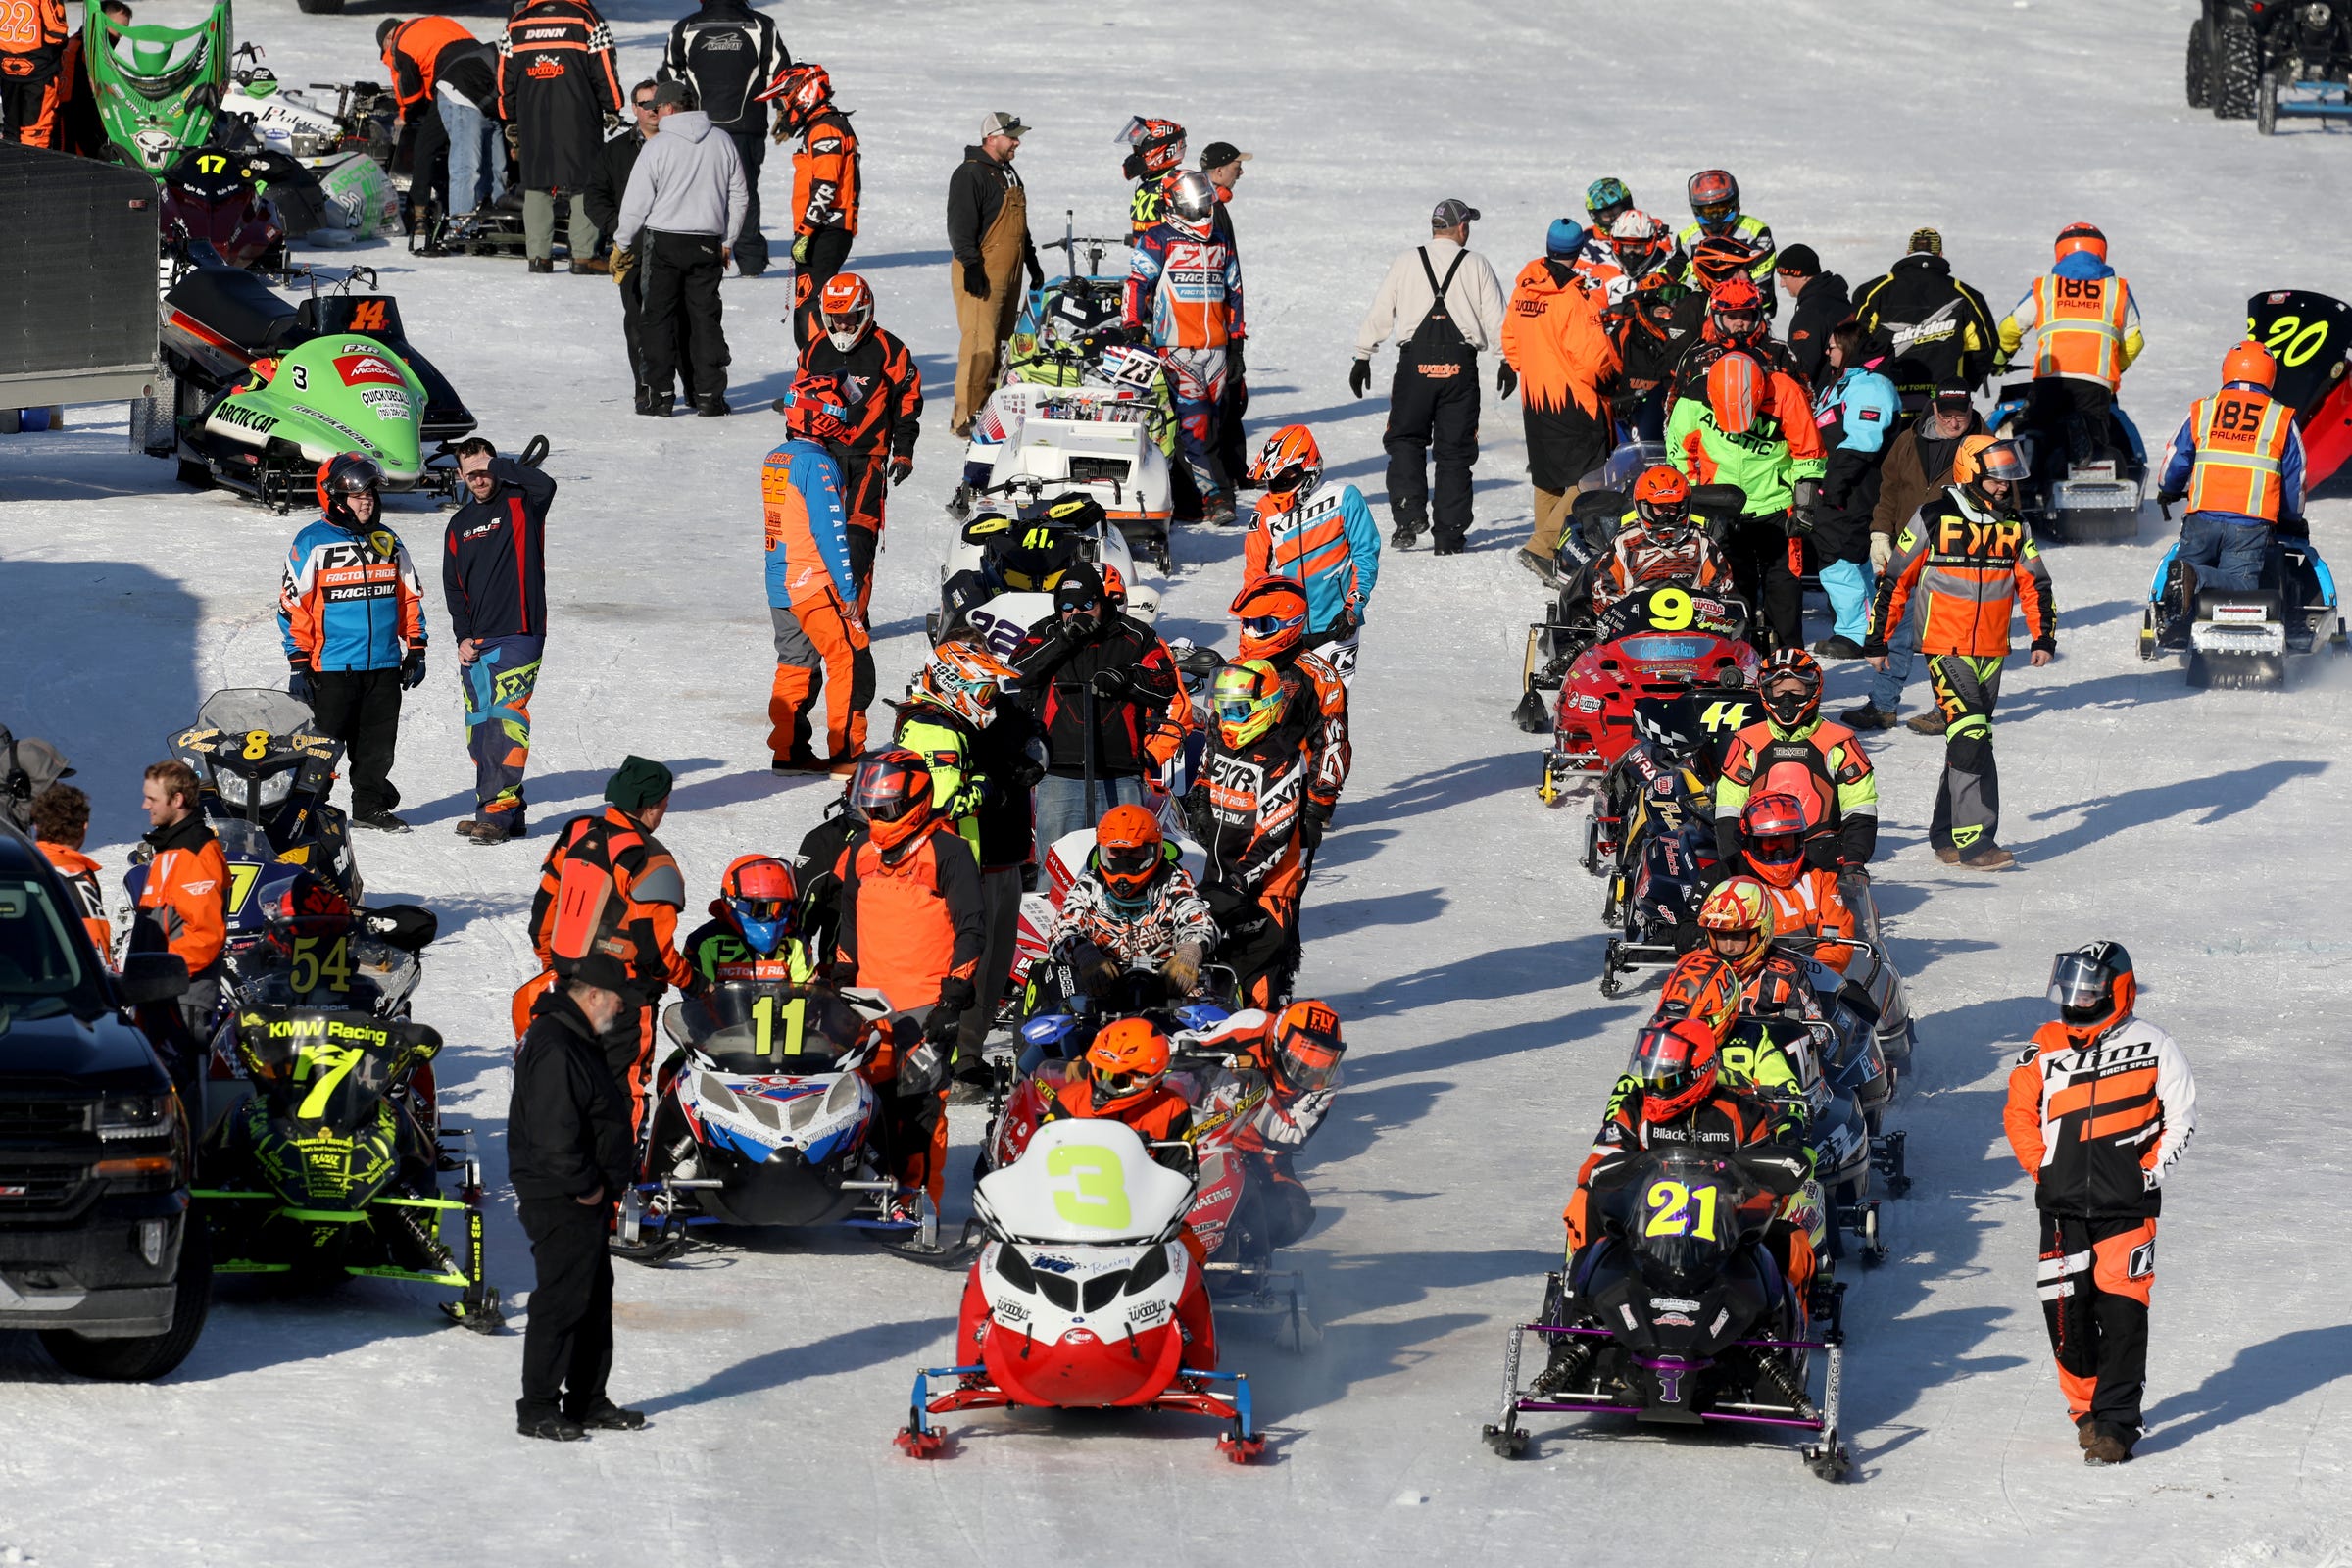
[[1162, 950, 1200, 995], [1074, 947, 1121, 1001], [1803, 836, 1844, 873], [286, 663, 313, 706], [1227, 339, 1246, 382], [1868, 532, 1893, 573], [888, 452, 913, 487], [1026, 255, 1046, 291], [898, 1038, 947, 1095], [826, 959, 859, 990], [503, 122, 521, 153], [1788, 478, 1821, 536], [1496, 361, 1519, 400], [400, 647, 428, 691], [791, 233, 812, 265], [602, 110, 622, 132], [1300, 799, 1333, 852], [1199, 880, 1250, 926], [1348, 358, 1371, 399], [961, 259, 989, 298], [1088, 666, 1132, 700], [2156, 489, 2185, 510], [2278, 514, 2311, 539]]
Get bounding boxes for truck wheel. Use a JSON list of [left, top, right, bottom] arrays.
[[39, 1222, 212, 1382], [2186, 22, 2212, 107], [2213, 22, 2260, 118]]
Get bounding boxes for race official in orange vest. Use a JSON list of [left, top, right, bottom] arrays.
[[2155, 338, 2307, 602], [1998, 223, 2144, 492]]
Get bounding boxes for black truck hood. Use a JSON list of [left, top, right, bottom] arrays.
[[0, 1007, 172, 1092]]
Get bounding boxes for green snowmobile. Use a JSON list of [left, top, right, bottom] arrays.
[[86, 0, 233, 174], [198, 1006, 503, 1333]]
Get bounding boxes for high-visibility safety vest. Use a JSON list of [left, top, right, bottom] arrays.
[[2030, 273, 2132, 390], [2184, 387, 2293, 521]]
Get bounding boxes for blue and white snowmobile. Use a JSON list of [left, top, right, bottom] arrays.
[[2138, 531, 2346, 688]]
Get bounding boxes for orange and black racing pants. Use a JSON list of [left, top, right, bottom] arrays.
[[2038, 1212, 2156, 1438]]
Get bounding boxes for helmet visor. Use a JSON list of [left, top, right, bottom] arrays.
[[1637, 498, 1690, 529], [1747, 831, 1803, 868], [1240, 611, 1304, 641], [1692, 198, 1738, 225], [729, 895, 790, 924], [1976, 439, 2031, 485], [327, 458, 383, 495], [1098, 841, 1158, 878], [850, 760, 927, 823], [2047, 952, 2116, 1011], [1092, 1061, 1160, 1100], [1628, 1025, 1701, 1086]]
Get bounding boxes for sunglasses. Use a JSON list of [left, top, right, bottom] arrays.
[[633, 99, 658, 112]]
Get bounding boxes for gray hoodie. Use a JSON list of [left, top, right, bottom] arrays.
[[613, 109, 748, 247]]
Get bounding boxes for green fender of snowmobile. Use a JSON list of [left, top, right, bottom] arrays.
[[86, 0, 233, 175], [202, 331, 434, 485]]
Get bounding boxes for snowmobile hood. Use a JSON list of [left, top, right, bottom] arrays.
[[209, 332, 431, 481], [2053, 252, 2115, 283], [658, 110, 718, 144]]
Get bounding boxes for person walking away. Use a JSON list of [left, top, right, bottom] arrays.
[[2004, 942, 2195, 1465], [2152, 339, 2308, 649], [1201, 141, 1252, 491], [614, 80, 746, 417], [132, 760, 227, 1037], [279, 455, 428, 832], [1501, 219, 1623, 574], [31, 785, 108, 956], [793, 272, 920, 604], [1997, 223, 2144, 496], [1665, 350, 1824, 652], [1349, 199, 1507, 555], [1676, 170, 1777, 306], [1006, 561, 1180, 858], [1849, 227, 2001, 415], [1846, 378, 1983, 729], [1865, 435, 2054, 869], [946, 114, 1043, 436], [0, 0, 67, 148], [509, 951, 644, 1442], [377, 16, 476, 233], [498, 0, 621, 274], [1125, 171, 1245, 525], [583, 81, 666, 410], [658, 0, 785, 276], [759, 64, 859, 349], [1774, 244, 1849, 391], [1243, 425, 1381, 683], [1809, 320, 1902, 658], [764, 373, 874, 771], [443, 437, 556, 844]]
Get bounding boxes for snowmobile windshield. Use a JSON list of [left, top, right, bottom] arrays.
[[1627, 1151, 1745, 1293], [691, 981, 857, 1070], [231, 1009, 412, 1129], [2046, 952, 2119, 1012], [198, 688, 317, 735]]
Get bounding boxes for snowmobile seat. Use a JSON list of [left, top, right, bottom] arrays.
[[168, 261, 303, 355]]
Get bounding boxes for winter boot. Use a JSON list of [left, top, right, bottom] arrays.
[[1960, 843, 2017, 871], [695, 394, 731, 417], [355, 808, 411, 834], [1840, 704, 1898, 730], [1905, 710, 1948, 736], [2083, 1430, 2132, 1465], [642, 392, 675, 418], [566, 1399, 647, 1432]]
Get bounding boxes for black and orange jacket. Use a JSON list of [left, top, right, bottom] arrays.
[[834, 820, 985, 1015], [40, 842, 110, 958], [791, 106, 859, 238], [1712, 716, 1878, 869], [1870, 484, 2055, 660], [497, 0, 622, 190], [1200, 681, 1321, 901], [135, 813, 227, 977], [1271, 648, 1349, 812], [1037, 1076, 1194, 1146], [380, 16, 475, 118], [529, 807, 694, 996], [1499, 257, 1621, 418], [1586, 1084, 1807, 1198], [1008, 613, 1180, 778], [0, 0, 67, 75], [2004, 1016, 2195, 1218], [799, 325, 921, 466]]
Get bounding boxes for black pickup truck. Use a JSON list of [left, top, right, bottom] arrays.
[[0, 821, 209, 1379]]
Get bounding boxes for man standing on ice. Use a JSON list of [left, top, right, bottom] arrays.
[[2004, 942, 2195, 1466], [443, 437, 558, 845], [946, 112, 1044, 437]]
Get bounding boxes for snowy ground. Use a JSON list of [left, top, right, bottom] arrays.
[[4, 0, 2351, 1562]]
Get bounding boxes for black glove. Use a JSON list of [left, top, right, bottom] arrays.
[[1227, 339, 1246, 382], [826, 959, 859, 990], [1788, 478, 1820, 536], [1803, 836, 1844, 873], [1199, 880, 1250, 925], [1300, 800, 1332, 851], [1088, 666, 1131, 700], [1348, 358, 1371, 399], [2156, 489, 2185, 509], [2278, 514, 2311, 539], [961, 259, 989, 298], [400, 647, 428, 691], [933, 974, 976, 1020], [287, 663, 314, 705], [898, 1038, 947, 1095], [888, 452, 913, 487], [1025, 253, 1046, 291], [1496, 361, 1518, 400], [1182, 781, 1213, 844]]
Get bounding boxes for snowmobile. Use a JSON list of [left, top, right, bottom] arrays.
[[194, 1005, 501, 1332], [85, 0, 230, 174], [957, 358, 1177, 574], [2245, 290, 2352, 487], [894, 1118, 1264, 1462], [1005, 822, 1208, 1022], [159, 689, 362, 903], [617, 981, 939, 1260], [1990, 378, 2149, 543], [2138, 532, 2345, 688], [931, 485, 1152, 654], [1482, 1146, 1849, 1480], [1597, 806, 1720, 997], [217, 50, 401, 242], [149, 255, 475, 506], [1725, 1012, 1900, 1268]]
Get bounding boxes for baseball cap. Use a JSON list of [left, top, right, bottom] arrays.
[[648, 80, 692, 111], [1775, 243, 1820, 277], [1431, 198, 1480, 229], [1200, 140, 1251, 170], [1933, 376, 1973, 408], [1908, 226, 1943, 256], [558, 950, 633, 996], [980, 111, 1029, 140]]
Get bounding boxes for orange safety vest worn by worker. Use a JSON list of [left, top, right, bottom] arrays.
[[833, 819, 985, 1014], [1872, 485, 2056, 658], [40, 842, 112, 958], [137, 822, 228, 977], [2182, 387, 2295, 521], [2013, 273, 2139, 391], [380, 15, 474, 113]]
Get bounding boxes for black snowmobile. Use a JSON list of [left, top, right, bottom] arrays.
[[163, 689, 363, 903]]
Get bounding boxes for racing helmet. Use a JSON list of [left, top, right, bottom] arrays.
[[716, 854, 798, 956], [1705, 350, 1763, 436], [1687, 169, 1740, 229], [1697, 875, 1776, 978], [1584, 175, 1633, 230], [1739, 792, 1812, 890], [1758, 647, 1823, 730], [848, 748, 936, 852], [1704, 270, 1767, 339], [1085, 1015, 1172, 1113], [818, 272, 875, 353], [2048, 940, 2135, 1034], [317, 452, 383, 525], [1231, 576, 1308, 662], [775, 371, 856, 445], [1272, 1000, 1346, 1096], [910, 638, 1013, 729], [1092, 804, 1166, 905], [2222, 338, 2278, 390], [264, 869, 355, 957], [1628, 1019, 1721, 1122], [1952, 434, 2030, 503], [1210, 659, 1287, 750], [1117, 116, 1188, 179], [1165, 171, 1218, 236], [756, 62, 833, 133], [1633, 464, 1692, 537], [2053, 222, 2107, 264], [1248, 424, 1323, 506], [1608, 209, 1673, 276]]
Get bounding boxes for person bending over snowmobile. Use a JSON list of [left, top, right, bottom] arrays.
[[1712, 648, 1877, 871], [1591, 464, 1732, 612], [1196, 999, 1346, 1248], [1196, 659, 1320, 1008], [1737, 792, 1858, 973], [1026, 803, 1217, 1020], [684, 853, 818, 992]]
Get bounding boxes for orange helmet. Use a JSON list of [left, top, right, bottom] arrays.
[[1118, 116, 1187, 178], [715, 854, 798, 954], [1248, 424, 1323, 507], [1271, 1000, 1345, 1095], [1701, 268, 1766, 335], [848, 748, 935, 851], [1209, 659, 1287, 749], [1953, 433, 2030, 499], [2222, 338, 2278, 390], [2053, 222, 2107, 264], [1628, 1019, 1720, 1122], [1706, 351, 1762, 435], [1100, 561, 1128, 608], [1093, 804, 1166, 903], [818, 272, 874, 352], [777, 370, 855, 444], [1231, 576, 1308, 661], [1697, 876, 1776, 977], [1689, 235, 1758, 296], [910, 639, 1012, 729], [1085, 1015, 1172, 1112], [1633, 464, 1691, 531], [1739, 792, 1812, 890], [756, 62, 833, 133]]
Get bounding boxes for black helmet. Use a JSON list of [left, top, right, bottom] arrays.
[[318, 453, 383, 527], [2047, 941, 2135, 1031]]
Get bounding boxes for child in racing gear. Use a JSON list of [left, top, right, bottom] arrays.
[[1591, 464, 1731, 612], [757, 63, 859, 347], [1117, 116, 1187, 235], [2003, 942, 2195, 1465], [793, 272, 922, 602], [1667, 350, 1826, 652], [1197, 659, 1317, 1008], [1126, 171, 1244, 524], [1737, 792, 1859, 973], [1712, 648, 1878, 870], [1243, 424, 1381, 680], [888, 636, 1017, 860], [1198, 999, 1347, 1249], [1027, 803, 1217, 1020], [683, 853, 816, 989]]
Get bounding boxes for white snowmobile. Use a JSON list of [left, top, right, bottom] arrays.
[[929, 483, 1153, 657], [218, 52, 400, 242]]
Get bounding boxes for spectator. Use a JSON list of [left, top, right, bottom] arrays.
[[0, 0, 67, 148], [1202, 140, 1252, 493], [52, 1, 133, 161], [279, 455, 428, 833], [658, 0, 787, 276], [132, 760, 226, 1036], [30, 784, 108, 957], [1842, 377, 1984, 730], [946, 112, 1043, 436], [1809, 320, 1902, 659], [613, 79, 747, 417], [1849, 227, 2001, 412], [1774, 243, 1850, 391], [498, 0, 622, 274], [376, 17, 477, 232], [1348, 198, 1508, 555], [1501, 219, 1624, 576], [1007, 561, 1181, 858], [443, 436, 558, 845], [582, 80, 670, 411], [509, 951, 643, 1443]]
